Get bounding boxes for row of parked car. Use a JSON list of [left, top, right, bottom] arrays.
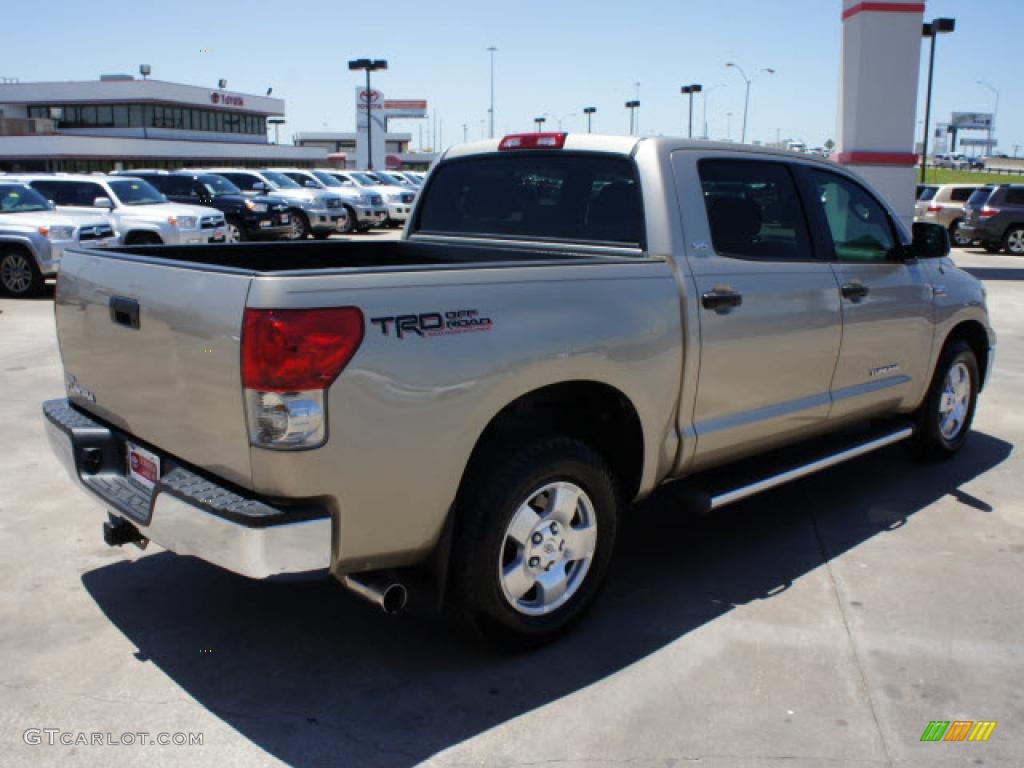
[[914, 182, 1024, 255], [0, 167, 425, 296]]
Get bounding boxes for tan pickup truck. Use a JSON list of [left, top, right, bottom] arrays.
[[44, 134, 994, 645]]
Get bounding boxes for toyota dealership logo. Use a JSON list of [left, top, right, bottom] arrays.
[[210, 92, 220, 104], [359, 89, 382, 104]]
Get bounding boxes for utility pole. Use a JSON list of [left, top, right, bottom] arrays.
[[583, 106, 596, 133], [680, 84, 702, 139], [919, 18, 956, 182], [487, 46, 498, 139], [348, 58, 388, 169], [625, 100, 639, 135]]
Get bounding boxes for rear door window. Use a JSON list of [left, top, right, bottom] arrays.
[[31, 180, 106, 207], [414, 153, 644, 247], [698, 159, 813, 261], [966, 187, 994, 207], [1005, 188, 1024, 205], [949, 187, 975, 202]]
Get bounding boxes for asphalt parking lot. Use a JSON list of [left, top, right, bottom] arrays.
[[0, 246, 1021, 768]]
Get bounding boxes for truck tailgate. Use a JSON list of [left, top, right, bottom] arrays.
[[54, 249, 254, 488]]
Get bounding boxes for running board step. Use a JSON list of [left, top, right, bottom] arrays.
[[671, 423, 915, 515]]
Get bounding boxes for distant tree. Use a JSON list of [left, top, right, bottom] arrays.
[[824, 138, 836, 152]]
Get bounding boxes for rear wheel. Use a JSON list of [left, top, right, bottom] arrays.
[[289, 211, 310, 240], [949, 219, 972, 247], [452, 438, 618, 647], [226, 218, 246, 243], [1003, 226, 1024, 255], [910, 339, 979, 460], [0, 249, 43, 297]]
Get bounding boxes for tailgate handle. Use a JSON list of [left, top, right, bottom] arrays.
[[109, 296, 140, 329]]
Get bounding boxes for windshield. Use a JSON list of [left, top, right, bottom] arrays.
[[312, 171, 343, 187], [967, 187, 994, 206], [375, 172, 407, 186], [197, 174, 241, 197], [0, 183, 52, 213], [108, 179, 166, 206], [259, 171, 301, 189], [918, 187, 938, 201], [284, 172, 322, 188], [348, 172, 378, 187]]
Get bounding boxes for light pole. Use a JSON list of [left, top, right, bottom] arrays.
[[919, 18, 955, 182], [583, 106, 596, 133], [348, 58, 388, 169], [462, 123, 468, 142], [680, 84, 702, 138], [268, 117, 285, 144], [534, 116, 546, 131], [625, 100, 639, 135], [487, 46, 498, 139], [726, 111, 734, 141], [725, 62, 774, 144], [977, 79, 999, 156]]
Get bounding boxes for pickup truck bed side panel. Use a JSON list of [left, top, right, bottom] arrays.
[[55, 249, 255, 488], [245, 260, 683, 570]]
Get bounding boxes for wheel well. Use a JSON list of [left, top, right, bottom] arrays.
[[945, 320, 990, 387], [0, 241, 32, 258], [461, 381, 645, 502], [123, 230, 162, 245]]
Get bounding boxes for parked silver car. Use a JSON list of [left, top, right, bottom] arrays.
[[278, 169, 387, 233]]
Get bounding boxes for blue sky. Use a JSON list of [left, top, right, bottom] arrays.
[[4, 0, 1020, 154]]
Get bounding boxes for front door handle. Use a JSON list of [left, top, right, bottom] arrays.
[[841, 282, 869, 302], [109, 296, 140, 329], [701, 289, 743, 310]]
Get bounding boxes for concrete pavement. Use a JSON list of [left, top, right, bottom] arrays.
[[0, 247, 1020, 767]]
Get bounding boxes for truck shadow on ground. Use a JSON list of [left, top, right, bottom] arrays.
[[81, 432, 1012, 768]]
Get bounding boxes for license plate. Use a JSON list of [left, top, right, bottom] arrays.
[[126, 441, 160, 491], [209, 230, 226, 243], [279, 214, 289, 224]]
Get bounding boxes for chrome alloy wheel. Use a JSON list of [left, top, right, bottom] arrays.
[[498, 481, 598, 616], [1007, 228, 1024, 255], [227, 222, 242, 242], [1, 252, 33, 295], [938, 361, 971, 441]]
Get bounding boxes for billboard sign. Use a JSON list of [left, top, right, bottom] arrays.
[[951, 112, 993, 130]]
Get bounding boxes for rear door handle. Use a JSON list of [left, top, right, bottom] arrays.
[[840, 283, 869, 302], [109, 296, 140, 329], [701, 290, 743, 310]]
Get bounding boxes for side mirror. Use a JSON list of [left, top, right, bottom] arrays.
[[304, 180, 319, 188], [909, 222, 950, 259], [93, 196, 114, 209], [253, 181, 268, 191]]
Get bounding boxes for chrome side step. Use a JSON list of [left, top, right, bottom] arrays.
[[708, 425, 915, 511]]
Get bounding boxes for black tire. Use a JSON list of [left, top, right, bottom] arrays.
[[1002, 225, 1024, 256], [289, 211, 310, 240], [336, 206, 356, 234], [949, 219, 972, 248], [910, 339, 979, 461], [983, 241, 1002, 254], [452, 438, 619, 647], [0, 248, 44, 297], [226, 218, 247, 242], [312, 230, 332, 240]]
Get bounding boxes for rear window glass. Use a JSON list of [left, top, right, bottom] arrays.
[[1006, 187, 1024, 205], [966, 187, 994, 206], [918, 187, 938, 201], [949, 187, 975, 202], [415, 153, 644, 247]]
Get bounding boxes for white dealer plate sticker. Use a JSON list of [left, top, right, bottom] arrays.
[[126, 442, 160, 491]]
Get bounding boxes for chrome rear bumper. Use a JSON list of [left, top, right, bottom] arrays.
[[43, 399, 331, 579]]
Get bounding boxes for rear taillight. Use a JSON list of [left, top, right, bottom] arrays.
[[979, 207, 1000, 219], [241, 307, 364, 450], [927, 204, 943, 213], [498, 132, 567, 150]]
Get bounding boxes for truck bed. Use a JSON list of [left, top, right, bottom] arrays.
[[102, 238, 603, 273]]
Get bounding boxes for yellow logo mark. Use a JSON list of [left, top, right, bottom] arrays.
[[968, 721, 997, 742]]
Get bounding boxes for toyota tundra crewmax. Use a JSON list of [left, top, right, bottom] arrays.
[[44, 134, 995, 645]]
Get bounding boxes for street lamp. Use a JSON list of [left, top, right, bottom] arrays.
[[725, 62, 774, 144], [348, 58, 388, 169], [487, 46, 498, 139], [919, 18, 955, 182], [534, 116, 546, 131], [268, 117, 285, 145], [139, 64, 151, 80], [680, 84, 703, 139], [977, 79, 999, 156], [625, 100, 640, 135], [583, 106, 596, 133]]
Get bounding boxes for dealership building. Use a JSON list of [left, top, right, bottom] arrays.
[[0, 75, 327, 172]]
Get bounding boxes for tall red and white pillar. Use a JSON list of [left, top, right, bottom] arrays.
[[834, 1, 926, 229]]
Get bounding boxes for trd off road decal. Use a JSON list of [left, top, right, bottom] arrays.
[[370, 309, 493, 339]]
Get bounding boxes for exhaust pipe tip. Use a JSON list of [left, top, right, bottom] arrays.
[[342, 573, 408, 614]]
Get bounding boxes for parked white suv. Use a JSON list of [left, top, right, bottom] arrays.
[[328, 170, 416, 228], [13, 174, 225, 245], [276, 169, 387, 233]]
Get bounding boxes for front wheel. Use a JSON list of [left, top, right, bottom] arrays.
[[1003, 226, 1024, 256], [289, 211, 310, 240], [336, 206, 357, 234], [226, 218, 246, 243], [0, 249, 44, 297], [453, 438, 619, 647], [910, 339, 979, 461]]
